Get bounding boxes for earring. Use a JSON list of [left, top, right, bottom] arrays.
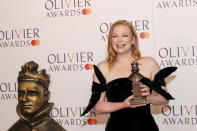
[[131, 44, 134, 50]]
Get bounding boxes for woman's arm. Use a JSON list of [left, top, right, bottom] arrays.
[[148, 58, 169, 105], [93, 92, 134, 115]]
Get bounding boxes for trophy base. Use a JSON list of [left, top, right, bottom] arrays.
[[130, 98, 146, 105]]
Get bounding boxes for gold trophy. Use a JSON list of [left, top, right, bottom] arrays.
[[128, 61, 146, 105]]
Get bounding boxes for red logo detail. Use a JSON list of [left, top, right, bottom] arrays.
[[87, 118, 97, 125], [31, 40, 40, 46], [85, 64, 93, 70], [82, 8, 92, 15], [140, 32, 150, 39]]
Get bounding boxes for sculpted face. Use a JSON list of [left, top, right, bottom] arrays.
[[18, 81, 47, 115]]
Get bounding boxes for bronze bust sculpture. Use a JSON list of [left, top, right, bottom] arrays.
[[8, 61, 66, 131]]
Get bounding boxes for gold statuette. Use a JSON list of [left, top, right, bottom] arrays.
[[128, 61, 146, 105]]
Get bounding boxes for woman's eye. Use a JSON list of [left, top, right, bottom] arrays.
[[112, 36, 117, 38], [123, 35, 128, 37]]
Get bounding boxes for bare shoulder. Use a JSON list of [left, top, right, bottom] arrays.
[[140, 56, 159, 67], [140, 56, 160, 79], [97, 60, 109, 75], [92, 61, 109, 83]]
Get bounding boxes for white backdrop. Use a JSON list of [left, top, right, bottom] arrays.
[[0, 0, 197, 131]]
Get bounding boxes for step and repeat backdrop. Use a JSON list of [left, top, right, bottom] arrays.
[[0, 0, 197, 131]]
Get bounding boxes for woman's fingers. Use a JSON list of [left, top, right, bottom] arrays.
[[130, 103, 146, 108], [139, 83, 150, 96], [123, 95, 134, 108]]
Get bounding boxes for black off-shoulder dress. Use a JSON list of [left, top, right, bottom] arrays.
[[82, 65, 177, 131]]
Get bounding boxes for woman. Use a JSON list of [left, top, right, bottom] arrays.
[[82, 20, 176, 131]]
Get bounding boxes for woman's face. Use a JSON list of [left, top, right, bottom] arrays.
[[111, 25, 134, 54]]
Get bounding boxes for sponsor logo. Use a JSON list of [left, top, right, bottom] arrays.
[[44, 0, 92, 18], [158, 45, 197, 67], [47, 52, 94, 72], [0, 28, 40, 48], [140, 32, 150, 39], [87, 117, 97, 125], [50, 106, 97, 127], [99, 19, 151, 42]]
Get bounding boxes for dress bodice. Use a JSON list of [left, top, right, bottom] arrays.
[[91, 66, 156, 131], [97, 78, 133, 102], [91, 66, 152, 117], [81, 65, 177, 131]]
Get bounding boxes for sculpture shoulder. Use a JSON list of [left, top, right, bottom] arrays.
[[8, 117, 67, 131], [8, 119, 29, 131], [36, 115, 66, 131]]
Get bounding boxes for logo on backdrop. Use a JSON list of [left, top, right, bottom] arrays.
[[0, 82, 17, 101], [158, 45, 197, 67], [156, 0, 197, 9], [161, 104, 197, 125], [0, 28, 40, 48], [47, 51, 94, 72], [99, 19, 151, 42], [50, 106, 97, 127], [44, 0, 92, 18]]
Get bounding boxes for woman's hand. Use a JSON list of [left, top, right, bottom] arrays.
[[139, 82, 151, 104], [122, 95, 146, 108]]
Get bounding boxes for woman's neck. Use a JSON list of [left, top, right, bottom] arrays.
[[116, 52, 134, 65]]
